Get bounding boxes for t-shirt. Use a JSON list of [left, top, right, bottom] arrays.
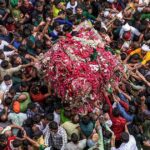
[[130, 48, 150, 65], [61, 121, 79, 140], [119, 26, 141, 39], [0, 40, 9, 49]]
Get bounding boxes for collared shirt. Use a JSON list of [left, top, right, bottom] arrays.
[[111, 135, 138, 150], [44, 126, 67, 150]]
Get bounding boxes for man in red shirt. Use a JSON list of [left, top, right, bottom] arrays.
[[104, 91, 126, 147]]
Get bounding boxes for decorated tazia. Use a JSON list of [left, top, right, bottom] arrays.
[[41, 21, 123, 113]]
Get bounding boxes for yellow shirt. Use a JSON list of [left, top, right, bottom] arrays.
[[53, 5, 61, 17], [142, 52, 150, 65], [130, 48, 150, 65]]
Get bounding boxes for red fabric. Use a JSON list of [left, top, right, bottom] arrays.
[[104, 93, 126, 140], [123, 32, 131, 41], [119, 100, 129, 112], [5, 24, 16, 32], [5, 136, 16, 150], [111, 116, 126, 140], [30, 92, 45, 102]]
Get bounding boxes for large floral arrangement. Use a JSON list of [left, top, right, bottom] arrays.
[[41, 21, 123, 112]]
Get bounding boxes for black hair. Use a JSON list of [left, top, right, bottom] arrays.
[[94, 21, 101, 32], [12, 139, 22, 148], [8, 87, 16, 95], [49, 121, 58, 130], [27, 39, 35, 48], [0, 134, 7, 143], [1, 60, 9, 69], [129, 105, 136, 114], [18, 45, 27, 55], [54, 0, 61, 6], [81, 115, 90, 125], [24, 118, 33, 127], [4, 97, 12, 106], [21, 82, 28, 88], [71, 133, 78, 144], [133, 113, 145, 124], [138, 25, 146, 33], [23, 28, 31, 37], [4, 74, 11, 81], [121, 132, 129, 143], [40, 85, 48, 94], [103, 104, 110, 113], [35, 1, 42, 7], [33, 130, 43, 139], [133, 11, 141, 21], [120, 52, 127, 61], [35, 40, 43, 49], [45, 113, 54, 122], [112, 108, 120, 117], [114, 19, 122, 26], [54, 103, 61, 110], [66, 8, 73, 16], [63, 24, 72, 32], [103, 129, 112, 139], [76, 5, 83, 11], [53, 21, 60, 29], [68, 15, 76, 24], [58, 10, 65, 16], [32, 114, 41, 124], [28, 103, 36, 110]]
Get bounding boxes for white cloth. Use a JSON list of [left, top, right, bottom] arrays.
[[65, 139, 87, 150], [120, 25, 141, 39], [0, 40, 9, 50], [53, 111, 60, 125], [66, 1, 78, 14], [111, 135, 138, 150], [0, 80, 12, 93], [0, 51, 14, 65]]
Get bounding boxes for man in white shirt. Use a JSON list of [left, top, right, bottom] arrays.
[[0, 74, 12, 100], [111, 132, 138, 150], [119, 23, 143, 42]]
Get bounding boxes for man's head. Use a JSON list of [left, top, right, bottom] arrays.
[[81, 115, 90, 125], [71, 133, 78, 144], [76, 6, 83, 15], [4, 75, 12, 86], [141, 44, 150, 55], [121, 132, 129, 143], [0, 134, 7, 148], [112, 108, 120, 117], [1, 60, 9, 69], [49, 121, 58, 134]]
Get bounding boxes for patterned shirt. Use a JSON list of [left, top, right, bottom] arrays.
[[44, 126, 67, 150]]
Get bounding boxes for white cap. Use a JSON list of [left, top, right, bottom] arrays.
[[104, 11, 109, 17], [107, 0, 115, 3], [141, 44, 150, 51], [122, 23, 131, 32], [117, 12, 123, 19]]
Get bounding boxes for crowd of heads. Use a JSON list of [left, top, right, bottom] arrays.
[[0, 0, 150, 149]]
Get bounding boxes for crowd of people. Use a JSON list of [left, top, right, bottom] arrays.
[[0, 0, 150, 149]]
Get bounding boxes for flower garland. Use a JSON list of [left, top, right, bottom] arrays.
[[41, 23, 123, 113]]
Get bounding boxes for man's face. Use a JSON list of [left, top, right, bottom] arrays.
[[4, 80, 12, 86], [76, 8, 83, 15], [50, 129, 58, 135]]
